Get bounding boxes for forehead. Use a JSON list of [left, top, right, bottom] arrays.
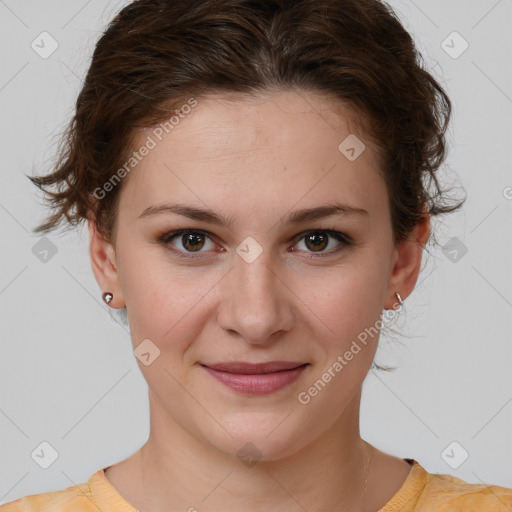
[[120, 90, 387, 221], [141, 90, 376, 156]]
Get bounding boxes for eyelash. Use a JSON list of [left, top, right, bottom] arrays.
[[158, 228, 354, 259]]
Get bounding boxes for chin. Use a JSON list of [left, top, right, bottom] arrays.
[[204, 411, 314, 463]]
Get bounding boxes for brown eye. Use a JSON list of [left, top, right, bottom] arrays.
[[294, 230, 353, 256], [181, 232, 206, 252], [161, 230, 215, 254], [303, 232, 329, 252]]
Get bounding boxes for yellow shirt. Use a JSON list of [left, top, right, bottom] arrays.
[[1, 459, 511, 511]]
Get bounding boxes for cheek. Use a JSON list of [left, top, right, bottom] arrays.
[[326, 259, 386, 308], [304, 260, 387, 350], [119, 245, 181, 314], [120, 258, 215, 364]]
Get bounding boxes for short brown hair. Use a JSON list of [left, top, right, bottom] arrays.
[[29, 0, 465, 248]]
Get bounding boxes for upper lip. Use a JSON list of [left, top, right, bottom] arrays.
[[201, 361, 308, 374]]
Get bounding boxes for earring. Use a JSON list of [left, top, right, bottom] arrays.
[[395, 291, 404, 308], [102, 292, 113, 305]]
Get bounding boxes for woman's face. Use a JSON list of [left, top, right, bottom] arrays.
[[91, 90, 416, 461]]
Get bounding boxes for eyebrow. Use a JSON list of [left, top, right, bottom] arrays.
[[138, 202, 369, 228]]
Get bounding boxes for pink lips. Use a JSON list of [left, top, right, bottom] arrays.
[[201, 361, 309, 395]]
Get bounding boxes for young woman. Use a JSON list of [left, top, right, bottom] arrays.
[[2, 0, 511, 511]]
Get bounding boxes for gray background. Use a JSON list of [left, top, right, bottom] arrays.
[[0, 0, 511, 504]]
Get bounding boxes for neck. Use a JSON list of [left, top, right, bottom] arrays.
[[134, 391, 375, 512]]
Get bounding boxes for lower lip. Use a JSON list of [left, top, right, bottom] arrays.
[[202, 364, 308, 395]]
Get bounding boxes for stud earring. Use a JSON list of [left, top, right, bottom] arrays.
[[102, 292, 113, 305]]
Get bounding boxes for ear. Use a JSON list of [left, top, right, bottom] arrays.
[[88, 218, 126, 309], [384, 211, 431, 310]]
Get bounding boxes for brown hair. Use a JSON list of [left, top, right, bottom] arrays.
[[29, 0, 465, 246], [28, 0, 465, 369]]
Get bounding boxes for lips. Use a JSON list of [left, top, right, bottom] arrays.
[[200, 361, 309, 395], [202, 361, 307, 374]]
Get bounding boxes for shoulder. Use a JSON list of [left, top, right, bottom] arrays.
[[0, 472, 101, 512], [416, 462, 512, 511]]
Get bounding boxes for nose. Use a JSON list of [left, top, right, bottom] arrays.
[[216, 250, 295, 345]]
